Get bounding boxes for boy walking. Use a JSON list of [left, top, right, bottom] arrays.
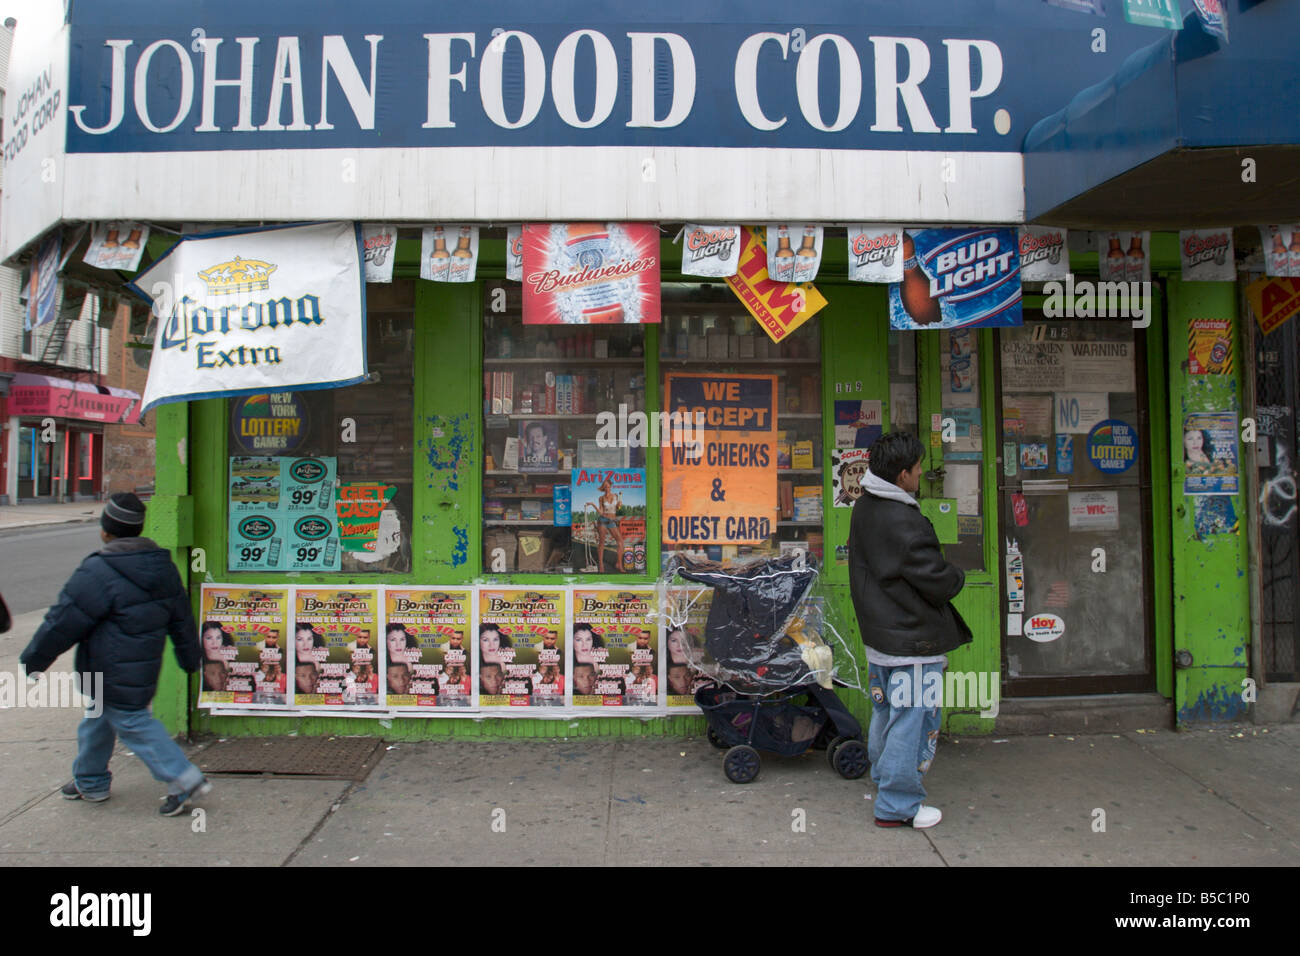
[[21, 493, 212, 816], [848, 433, 971, 829]]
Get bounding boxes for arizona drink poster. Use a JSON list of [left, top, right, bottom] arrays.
[[293, 588, 381, 708], [521, 223, 660, 325], [889, 228, 1022, 331], [477, 589, 568, 710], [384, 589, 475, 709], [680, 224, 741, 278], [198, 586, 289, 708], [571, 588, 659, 710]]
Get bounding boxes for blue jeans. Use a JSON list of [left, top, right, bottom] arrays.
[[73, 704, 204, 797], [867, 662, 944, 821]]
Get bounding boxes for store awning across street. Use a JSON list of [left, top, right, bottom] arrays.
[[8, 372, 142, 424]]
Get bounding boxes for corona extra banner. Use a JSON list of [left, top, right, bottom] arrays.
[[129, 222, 367, 412]]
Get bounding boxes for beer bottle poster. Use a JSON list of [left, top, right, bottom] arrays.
[[520, 223, 661, 325], [1097, 231, 1150, 283], [292, 589, 382, 708], [384, 588, 476, 709], [766, 224, 824, 284], [477, 589, 568, 711], [663, 585, 717, 711], [571, 588, 659, 710], [662, 373, 777, 546], [198, 586, 289, 709], [421, 224, 480, 283], [889, 228, 1022, 331]]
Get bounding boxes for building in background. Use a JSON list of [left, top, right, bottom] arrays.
[[0, 16, 147, 504]]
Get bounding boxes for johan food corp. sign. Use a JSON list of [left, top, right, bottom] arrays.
[[129, 222, 367, 412]]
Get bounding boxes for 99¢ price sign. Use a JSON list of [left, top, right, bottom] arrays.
[[662, 373, 777, 545], [228, 456, 340, 571]]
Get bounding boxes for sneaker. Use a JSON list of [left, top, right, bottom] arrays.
[[61, 780, 110, 803], [159, 777, 212, 817], [875, 805, 942, 829]]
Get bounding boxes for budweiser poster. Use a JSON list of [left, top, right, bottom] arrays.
[[361, 224, 397, 283], [680, 224, 740, 277], [1017, 226, 1068, 281], [846, 224, 903, 283], [888, 228, 1022, 331], [1179, 229, 1235, 282], [521, 223, 660, 324], [766, 224, 824, 284]]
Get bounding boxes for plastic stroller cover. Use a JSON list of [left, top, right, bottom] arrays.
[[663, 552, 864, 696]]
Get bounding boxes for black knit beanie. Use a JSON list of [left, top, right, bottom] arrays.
[[102, 493, 146, 538]]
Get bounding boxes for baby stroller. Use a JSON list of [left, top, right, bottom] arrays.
[[673, 552, 869, 784]]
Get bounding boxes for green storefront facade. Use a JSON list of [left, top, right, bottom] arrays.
[[141, 233, 1251, 740]]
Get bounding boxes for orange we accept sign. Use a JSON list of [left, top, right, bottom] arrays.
[[726, 227, 827, 343], [662, 373, 777, 546]]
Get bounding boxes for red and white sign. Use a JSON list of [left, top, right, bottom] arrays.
[[846, 224, 903, 283], [361, 224, 397, 283], [1179, 229, 1234, 282], [506, 226, 524, 282], [1017, 226, 1068, 281], [680, 224, 740, 278], [8, 373, 141, 424], [1068, 490, 1119, 531], [521, 223, 660, 325], [1023, 613, 1065, 643]]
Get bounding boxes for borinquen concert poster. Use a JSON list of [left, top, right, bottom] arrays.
[[663, 585, 719, 711], [199, 586, 289, 709], [384, 589, 476, 709], [292, 588, 381, 708], [571, 588, 659, 710], [477, 589, 568, 710], [889, 228, 1023, 331]]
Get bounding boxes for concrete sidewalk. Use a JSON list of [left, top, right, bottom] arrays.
[[0, 501, 102, 533], [3, 607, 1299, 866]]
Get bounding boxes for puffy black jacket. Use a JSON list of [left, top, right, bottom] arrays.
[[848, 490, 973, 657], [20, 537, 200, 710]]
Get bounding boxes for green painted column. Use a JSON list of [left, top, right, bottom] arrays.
[[1167, 278, 1250, 723]]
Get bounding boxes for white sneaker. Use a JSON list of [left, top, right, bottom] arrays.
[[911, 805, 942, 829]]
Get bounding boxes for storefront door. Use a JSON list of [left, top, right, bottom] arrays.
[[17, 424, 57, 499], [996, 316, 1156, 695]]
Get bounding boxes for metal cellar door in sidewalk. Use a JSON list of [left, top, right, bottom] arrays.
[[995, 314, 1157, 696]]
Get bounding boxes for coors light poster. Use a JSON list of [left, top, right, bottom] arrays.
[[521, 223, 660, 325], [889, 228, 1023, 331], [680, 224, 740, 277], [1017, 226, 1069, 282]]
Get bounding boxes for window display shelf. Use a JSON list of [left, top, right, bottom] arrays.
[[777, 521, 822, 527], [660, 358, 821, 366], [486, 470, 572, 476], [779, 468, 823, 475], [485, 520, 556, 527], [485, 358, 645, 367]]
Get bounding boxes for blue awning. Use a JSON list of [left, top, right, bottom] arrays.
[[1024, 0, 1300, 227]]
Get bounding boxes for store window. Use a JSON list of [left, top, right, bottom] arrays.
[[938, 329, 985, 572], [659, 282, 822, 565], [483, 282, 648, 575], [227, 285, 415, 574]]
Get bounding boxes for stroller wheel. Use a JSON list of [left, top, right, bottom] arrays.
[[706, 728, 729, 750], [723, 745, 761, 784], [829, 737, 870, 780]]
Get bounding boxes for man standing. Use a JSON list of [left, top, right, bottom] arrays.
[[20, 494, 213, 817], [848, 433, 971, 829]]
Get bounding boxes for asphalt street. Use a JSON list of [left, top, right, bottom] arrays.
[[0, 523, 103, 616]]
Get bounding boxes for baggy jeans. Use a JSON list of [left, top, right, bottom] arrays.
[[867, 661, 944, 821], [73, 703, 205, 797]]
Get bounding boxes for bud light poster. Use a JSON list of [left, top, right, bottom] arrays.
[[766, 224, 824, 284], [361, 224, 397, 283], [1017, 226, 1069, 282], [521, 223, 660, 325], [889, 228, 1022, 331], [846, 225, 903, 283], [420, 224, 479, 283], [680, 224, 741, 278], [506, 225, 524, 282], [1179, 229, 1235, 282]]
